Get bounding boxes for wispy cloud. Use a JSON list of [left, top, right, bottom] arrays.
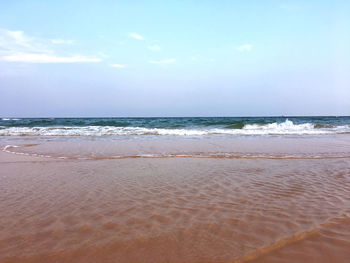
[[110, 63, 126, 68], [148, 58, 176, 64], [235, 44, 253, 52], [50, 38, 74, 45], [2, 53, 101, 63], [0, 29, 101, 63], [148, 44, 160, 51], [129, 33, 144, 40], [0, 29, 49, 53]]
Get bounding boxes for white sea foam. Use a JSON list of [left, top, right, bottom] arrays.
[[0, 120, 349, 136], [1, 118, 21, 121]]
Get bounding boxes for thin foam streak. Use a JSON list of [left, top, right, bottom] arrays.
[[2, 145, 350, 161]]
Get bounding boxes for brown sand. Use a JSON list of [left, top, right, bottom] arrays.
[[0, 137, 350, 262]]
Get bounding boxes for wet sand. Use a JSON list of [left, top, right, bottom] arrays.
[[0, 136, 350, 262]]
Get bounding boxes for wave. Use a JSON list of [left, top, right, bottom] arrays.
[[1, 118, 21, 121], [0, 120, 349, 136]]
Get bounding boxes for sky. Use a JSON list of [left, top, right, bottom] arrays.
[[0, 0, 350, 117]]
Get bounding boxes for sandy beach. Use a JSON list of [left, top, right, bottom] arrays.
[[2, 0, 350, 260], [1, 136, 349, 263]]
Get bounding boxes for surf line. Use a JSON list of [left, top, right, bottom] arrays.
[[2, 145, 350, 161]]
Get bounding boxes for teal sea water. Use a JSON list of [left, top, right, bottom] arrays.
[[1, 117, 350, 136]]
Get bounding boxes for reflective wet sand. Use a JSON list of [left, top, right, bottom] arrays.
[[0, 137, 350, 262], [3, 135, 350, 159]]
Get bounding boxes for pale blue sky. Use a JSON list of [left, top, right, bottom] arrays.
[[0, 0, 349, 117]]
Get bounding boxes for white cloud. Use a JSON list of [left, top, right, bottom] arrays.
[[0, 29, 102, 63], [1, 30, 28, 47], [148, 44, 160, 51], [50, 38, 74, 45], [129, 33, 144, 40], [149, 58, 176, 64], [110, 63, 126, 68], [0, 29, 49, 53], [2, 53, 101, 63], [235, 44, 253, 52]]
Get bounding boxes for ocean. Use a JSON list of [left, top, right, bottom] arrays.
[[1, 116, 350, 136]]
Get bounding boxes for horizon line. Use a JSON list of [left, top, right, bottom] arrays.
[[2, 115, 349, 119]]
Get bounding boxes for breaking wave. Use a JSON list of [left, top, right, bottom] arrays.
[[0, 120, 349, 136]]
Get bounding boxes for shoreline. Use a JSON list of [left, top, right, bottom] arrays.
[[1, 134, 350, 160]]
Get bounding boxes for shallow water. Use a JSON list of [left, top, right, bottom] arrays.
[[0, 136, 350, 262], [2, 135, 350, 160]]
